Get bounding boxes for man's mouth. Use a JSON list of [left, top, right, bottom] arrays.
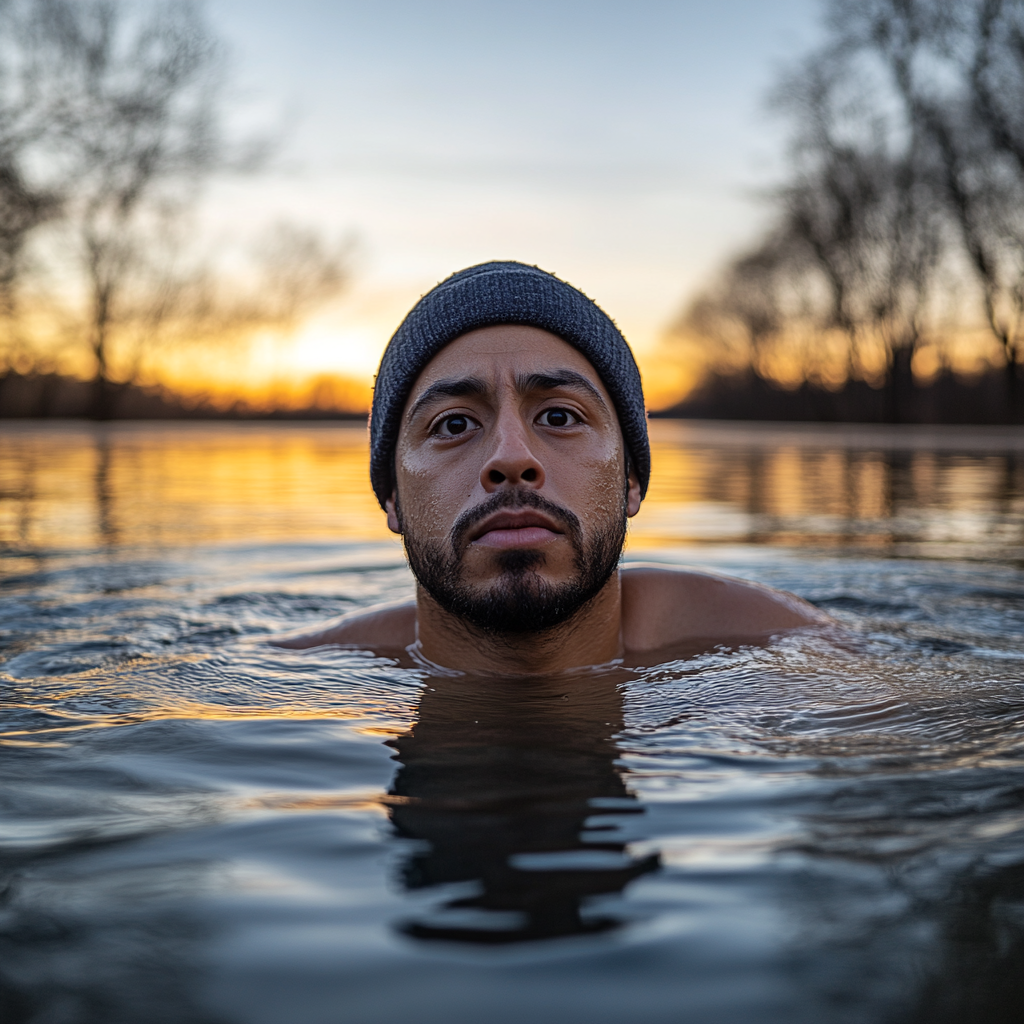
[[468, 510, 565, 550]]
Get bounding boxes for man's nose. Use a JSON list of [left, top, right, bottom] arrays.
[[479, 415, 545, 491]]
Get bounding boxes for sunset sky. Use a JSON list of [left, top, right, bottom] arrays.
[[199, 0, 822, 408]]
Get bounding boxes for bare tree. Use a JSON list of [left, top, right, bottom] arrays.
[[674, 232, 792, 380], [0, 0, 350, 417], [776, 47, 944, 419], [110, 221, 353, 387], [675, 0, 1024, 422], [47, 0, 227, 415], [829, 0, 1024, 411], [0, 0, 77, 368], [0, 167, 59, 366], [678, 45, 944, 421]]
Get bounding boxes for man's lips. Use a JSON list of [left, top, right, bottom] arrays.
[[468, 510, 565, 549]]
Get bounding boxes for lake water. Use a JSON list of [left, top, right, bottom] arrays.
[[2, 420, 1024, 1024]]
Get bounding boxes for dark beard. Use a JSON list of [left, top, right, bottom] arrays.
[[399, 489, 626, 636]]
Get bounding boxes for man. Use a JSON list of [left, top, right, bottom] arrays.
[[278, 261, 826, 671]]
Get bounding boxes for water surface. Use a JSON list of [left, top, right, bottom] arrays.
[[2, 421, 1024, 1024]]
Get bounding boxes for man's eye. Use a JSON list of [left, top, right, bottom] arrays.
[[538, 408, 578, 427], [436, 414, 473, 436]]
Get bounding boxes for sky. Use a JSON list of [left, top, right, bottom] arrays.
[[202, 0, 823, 407]]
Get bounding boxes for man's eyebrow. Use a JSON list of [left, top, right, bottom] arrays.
[[406, 369, 609, 422], [406, 376, 488, 421], [515, 369, 608, 409]]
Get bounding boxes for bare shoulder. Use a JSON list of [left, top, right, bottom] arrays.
[[621, 564, 830, 651], [270, 600, 417, 651]]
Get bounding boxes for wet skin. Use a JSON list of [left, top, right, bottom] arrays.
[[277, 325, 828, 670]]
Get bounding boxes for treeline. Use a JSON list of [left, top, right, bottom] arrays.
[[0, 369, 367, 420], [672, 0, 1024, 423], [0, 0, 348, 420], [660, 366, 1015, 423]]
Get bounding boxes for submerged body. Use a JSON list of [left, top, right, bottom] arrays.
[[277, 563, 825, 661]]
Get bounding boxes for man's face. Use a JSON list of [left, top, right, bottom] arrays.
[[387, 324, 642, 635]]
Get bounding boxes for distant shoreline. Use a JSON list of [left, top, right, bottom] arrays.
[[654, 368, 1024, 426], [0, 370, 367, 422], [4, 367, 1024, 425]]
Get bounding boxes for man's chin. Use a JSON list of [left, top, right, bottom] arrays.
[[466, 545, 548, 576], [449, 579, 590, 635], [462, 570, 559, 606], [404, 513, 627, 637]]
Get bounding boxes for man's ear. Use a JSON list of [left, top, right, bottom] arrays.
[[385, 492, 402, 535], [626, 469, 642, 518]]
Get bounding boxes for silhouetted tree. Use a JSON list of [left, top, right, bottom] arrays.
[[681, 234, 790, 378], [780, 45, 944, 420], [675, 0, 1024, 423], [49, 0, 226, 415], [0, 0, 75, 368], [0, 0, 349, 418], [839, 0, 1024, 412]]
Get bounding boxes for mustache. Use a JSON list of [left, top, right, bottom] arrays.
[[450, 489, 583, 554]]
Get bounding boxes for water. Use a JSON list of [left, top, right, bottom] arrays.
[[2, 420, 1024, 1024]]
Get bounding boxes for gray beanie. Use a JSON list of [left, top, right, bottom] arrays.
[[369, 261, 650, 508]]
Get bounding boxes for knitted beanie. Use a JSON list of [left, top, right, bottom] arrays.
[[369, 261, 650, 508]]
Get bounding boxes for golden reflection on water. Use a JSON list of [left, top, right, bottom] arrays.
[[0, 686, 385, 748], [638, 421, 1024, 557], [0, 423, 389, 551], [1, 420, 1023, 558]]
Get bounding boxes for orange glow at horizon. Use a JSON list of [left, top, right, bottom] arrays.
[[147, 311, 1005, 416], [124, 312, 707, 414], [25, 285, 1009, 416], [150, 354, 700, 416]]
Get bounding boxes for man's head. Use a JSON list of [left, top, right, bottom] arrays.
[[370, 263, 649, 637]]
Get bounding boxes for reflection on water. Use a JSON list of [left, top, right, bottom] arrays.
[[642, 421, 1024, 559], [0, 423, 390, 555], [2, 421, 1024, 1023], [388, 672, 657, 944], [910, 860, 1024, 1024], [1, 420, 1023, 559]]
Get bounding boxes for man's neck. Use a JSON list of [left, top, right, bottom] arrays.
[[413, 572, 624, 675]]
